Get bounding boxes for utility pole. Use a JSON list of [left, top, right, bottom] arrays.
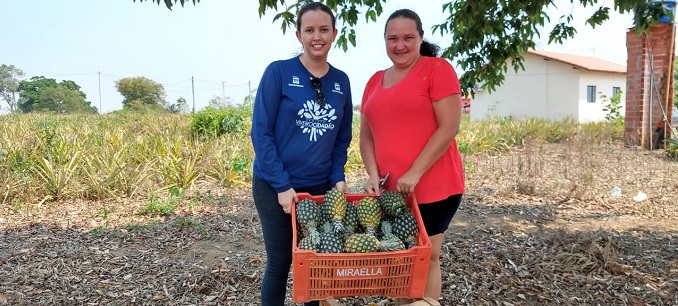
[[98, 71, 102, 114], [191, 76, 195, 113]]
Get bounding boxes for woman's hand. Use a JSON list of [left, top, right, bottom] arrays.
[[334, 181, 350, 194], [397, 170, 421, 197], [277, 188, 298, 214], [363, 175, 382, 196]]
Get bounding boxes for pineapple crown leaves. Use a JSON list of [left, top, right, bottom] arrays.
[[321, 221, 334, 233], [307, 227, 321, 247], [332, 220, 345, 235], [380, 235, 406, 252], [380, 219, 394, 237]]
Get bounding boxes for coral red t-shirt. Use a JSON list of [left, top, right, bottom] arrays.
[[360, 56, 465, 204]]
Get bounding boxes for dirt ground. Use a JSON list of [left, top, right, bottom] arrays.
[[1, 142, 677, 306]]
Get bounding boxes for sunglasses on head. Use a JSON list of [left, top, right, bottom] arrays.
[[310, 77, 326, 107]]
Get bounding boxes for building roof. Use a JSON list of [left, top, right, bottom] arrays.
[[527, 49, 626, 74]]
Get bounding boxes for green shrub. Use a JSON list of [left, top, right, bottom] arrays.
[[139, 193, 178, 217], [601, 90, 624, 124], [190, 106, 250, 138], [664, 137, 678, 159]]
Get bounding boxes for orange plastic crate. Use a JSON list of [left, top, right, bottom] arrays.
[[291, 193, 432, 303]]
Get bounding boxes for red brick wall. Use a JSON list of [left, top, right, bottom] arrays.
[[625, 24, 676, 148]]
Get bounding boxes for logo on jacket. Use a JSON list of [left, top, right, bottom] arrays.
[[296, 100, 337, 142], [289, 76, 303, 88], [332, 82, 343, 95]]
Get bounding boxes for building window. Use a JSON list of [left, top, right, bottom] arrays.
[[587, 85, 596, 103], [612, 86, 621, 97]]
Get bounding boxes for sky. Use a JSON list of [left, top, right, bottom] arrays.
[[0, 0, 642, 114]]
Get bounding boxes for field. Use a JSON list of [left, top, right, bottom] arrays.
[[0, 113, 676, 305]]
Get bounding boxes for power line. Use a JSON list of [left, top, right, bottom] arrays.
[[193, 78, 221, 85], [165, 79, 192, 86], [194, 88, 221, 92], [99, 72, 125, 78], [42, 72, 98, 77]]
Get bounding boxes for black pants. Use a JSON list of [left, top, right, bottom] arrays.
[[252, 175, 330, 306], [419, 193, 463, 236]]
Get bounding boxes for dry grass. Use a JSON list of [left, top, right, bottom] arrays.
[[1, 141, 677, 305]]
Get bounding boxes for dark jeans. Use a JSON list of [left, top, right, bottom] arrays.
[[252, 175, 330, 306]]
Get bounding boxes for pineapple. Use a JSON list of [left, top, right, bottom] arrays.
[[295, 199, 322, 247], [391, 212, 420, 249], [379, 220, 406, 251], [379, 191, 408, 218], [298, 236, 319, 252], [323, 188, 347, 234], [357, 197, 381, 235], [342, 202, 359, 241], [318, 222, 344, 253], [344, 233, 404, 253], [319, 198, 333, 224]]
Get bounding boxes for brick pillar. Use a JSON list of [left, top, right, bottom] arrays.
[[625, 23, 676, 148]]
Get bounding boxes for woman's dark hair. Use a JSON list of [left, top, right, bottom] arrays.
[[385, 9, 440, 57], [296, 2, 337, 31]]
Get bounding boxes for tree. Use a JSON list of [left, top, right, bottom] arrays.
[[137, 0, 669, 96], [17, 76, 94, 113], [115, 76, 167, 110], [168, 96, 189, 113], [207, 95, 233, 110], [0, 64, 25, 112], [132, 0, 199, 10], [18, 76, 59, 112], [34, 86, 98, 114]]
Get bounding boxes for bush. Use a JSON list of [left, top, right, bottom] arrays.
[[190, 106, 250, 138], [664, 137, 678, 159]]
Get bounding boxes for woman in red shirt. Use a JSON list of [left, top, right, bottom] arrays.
[[360, 8, 465, 305]]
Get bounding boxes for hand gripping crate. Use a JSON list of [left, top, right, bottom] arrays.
[[291, 193, 432, 303]]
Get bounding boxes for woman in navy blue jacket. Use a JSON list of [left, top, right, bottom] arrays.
[[249, 2, 353, 305]]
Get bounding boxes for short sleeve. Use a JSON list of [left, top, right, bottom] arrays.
[[429, 58, 461, 102]]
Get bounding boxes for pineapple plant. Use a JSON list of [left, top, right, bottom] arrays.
[[344, 233, 405, 253], [323, 188, 347, 234], [295, 198, 322, 247], [356, 196, 381, 235], [379, 220, 406, 251], [391, 212, 420, 249], [318, 222, 344, 253], [379, 191, 408, 218]]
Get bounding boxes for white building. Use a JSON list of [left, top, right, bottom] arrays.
[[470, 49, 627, 122]]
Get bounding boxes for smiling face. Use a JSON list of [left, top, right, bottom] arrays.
[[296, 9, 337, 61], [384, 17, 423, 68]]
